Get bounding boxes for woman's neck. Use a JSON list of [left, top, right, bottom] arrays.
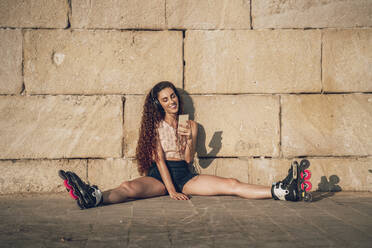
[[164, 114, 178, 128]]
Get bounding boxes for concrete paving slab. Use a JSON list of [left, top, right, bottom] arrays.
[[0, 192, 371, 247]]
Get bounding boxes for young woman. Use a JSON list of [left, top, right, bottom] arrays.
[[59, 81, 304, 209]]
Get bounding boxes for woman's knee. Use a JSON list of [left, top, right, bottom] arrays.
[[119, 178, 166, 198], [225, 178, 240, 193], [118, 181, 136, 197]]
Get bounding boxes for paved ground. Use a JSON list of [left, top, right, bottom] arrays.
[[0, 191, 372, 248]]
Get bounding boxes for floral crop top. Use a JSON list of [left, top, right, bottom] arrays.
[[157, 120, 187, 160]]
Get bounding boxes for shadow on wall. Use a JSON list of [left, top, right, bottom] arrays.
[[318, 175, 342, 192], [180, 89, 222, 169], [311, 175, 342, 202], [197, 129, 223, 168]]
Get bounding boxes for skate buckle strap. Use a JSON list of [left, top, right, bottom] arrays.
[[292, 162, 298, 179], [92, 188, 102, 206], [275, 183, 289, 201]]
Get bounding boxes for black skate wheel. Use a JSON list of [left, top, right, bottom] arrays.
[[77, 199, 85, 210], [300, 159, 310, 169], [58, 170, 67, 180], [304, 193, 312, 202]]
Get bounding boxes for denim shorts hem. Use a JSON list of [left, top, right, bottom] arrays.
[[148, 160, 198, 193]]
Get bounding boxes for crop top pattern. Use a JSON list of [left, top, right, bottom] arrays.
[[157, 120, 187, 160]]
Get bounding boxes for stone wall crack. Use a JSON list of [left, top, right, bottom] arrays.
[[66, 0, 72, 29], [250, 0, 253, 29], [20, 29, 26, 95], [320, 30, 324, 93]]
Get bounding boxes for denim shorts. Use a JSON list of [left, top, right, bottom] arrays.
[[148, 160, 198, 193]]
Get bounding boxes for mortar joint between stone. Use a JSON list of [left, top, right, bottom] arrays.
[[65, 0, 72, 29], [249, 0, 253, 30], [279, 95, 282, 159], [164, 0, 167, 28], [122, 96, 126, 158], [182, 30, 185, 90], [320, 30, 324, 94]]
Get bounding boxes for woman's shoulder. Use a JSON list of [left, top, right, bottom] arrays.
[[189, 119, 197, 126]]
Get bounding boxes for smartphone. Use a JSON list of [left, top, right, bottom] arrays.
[[178, 114, 189, 130]]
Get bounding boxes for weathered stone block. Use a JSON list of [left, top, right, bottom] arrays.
[[323, 29, 372, 92], [72, 0, 165, 29], [282, 95, 372, 157], [190, 95, 280, 157], [0, 95, 122, 159], [0, 159, 87, 194], [0, 0, 68, 28], [24, 30, 182, 94], [0, 29, 22, 94], [187, 158, 250, 183], [185, 30, 321, 94], [123, 95, 146, 158], [167, 0, 251, 29], [248, 159, 289, 186], [252, 0, 372, 29], [249, 158, 372, 191], [310, 158, 372, 192], [88, 159, 140, 191], [215, 158, 249, 183], [194, 158, 217, 176]]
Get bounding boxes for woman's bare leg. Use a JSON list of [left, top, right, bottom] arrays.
[[102, 176, 167, 204], [182, 175, 272, 199]]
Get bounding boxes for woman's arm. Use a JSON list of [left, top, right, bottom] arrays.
[[154, 138, 189, 200], [180, 120, 198, 164]]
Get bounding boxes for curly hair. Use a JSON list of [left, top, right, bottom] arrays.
[[135, 81, 183, 175]]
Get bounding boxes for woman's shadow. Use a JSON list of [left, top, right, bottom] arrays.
[[180, 89, 222, 169]]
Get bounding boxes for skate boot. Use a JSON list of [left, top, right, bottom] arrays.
[[271, 159, 312, 202], [58, 170, 103, 209], [271, 174, 300, 202]]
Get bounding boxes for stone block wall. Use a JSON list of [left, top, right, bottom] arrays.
[[0, 0, 371, 194]]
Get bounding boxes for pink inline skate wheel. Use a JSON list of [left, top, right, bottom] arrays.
[[303, 181, 312, 192], [69, 190, 78, 200], [302, 169, 311, 180], [64, 180, 73, 190]]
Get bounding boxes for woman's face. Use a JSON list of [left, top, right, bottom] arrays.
[[157, 87, 179, 115]]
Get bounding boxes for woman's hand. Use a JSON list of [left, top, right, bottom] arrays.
[[169, 191, 189, 200], [178, 120, 192, 141]]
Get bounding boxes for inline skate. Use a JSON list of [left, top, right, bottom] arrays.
[[58, 170, 103, 209], [271, 159, 312, 202]]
